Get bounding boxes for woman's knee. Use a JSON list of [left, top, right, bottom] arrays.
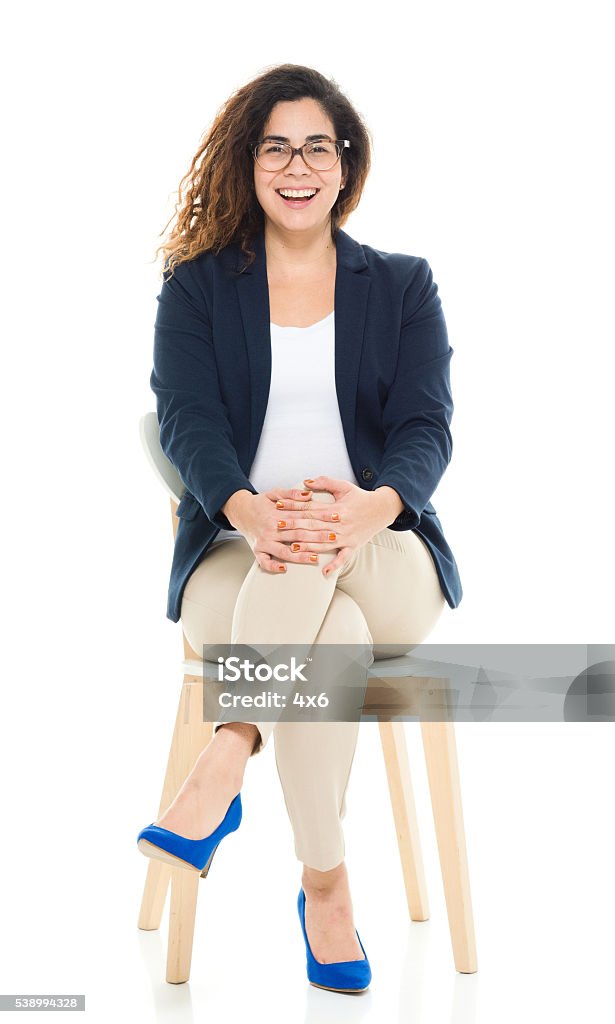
[[180, 595, 230, 657], [180, 542, 254, 655]]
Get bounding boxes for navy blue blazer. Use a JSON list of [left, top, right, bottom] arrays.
[[150, 225, 463, 623]]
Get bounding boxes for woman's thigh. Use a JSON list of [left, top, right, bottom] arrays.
[[180, 539, 255, 658], [180, 525, 445, 661], [335, 527, 446, 656]]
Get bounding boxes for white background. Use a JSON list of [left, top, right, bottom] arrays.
[[1, 1, 614, 1021]]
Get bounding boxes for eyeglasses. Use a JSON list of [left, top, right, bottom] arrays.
[[249, 139, 350, 172]]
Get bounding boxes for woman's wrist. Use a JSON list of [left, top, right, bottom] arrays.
[[221, 489, 254, 529], [372, 485, 405, 525]]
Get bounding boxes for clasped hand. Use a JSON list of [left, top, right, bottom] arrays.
[[236, 474, 394, 577]]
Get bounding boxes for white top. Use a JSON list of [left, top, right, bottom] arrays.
[[213, 311, 360, 544]]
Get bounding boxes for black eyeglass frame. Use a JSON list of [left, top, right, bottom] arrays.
[[248, 139, 350, 170]]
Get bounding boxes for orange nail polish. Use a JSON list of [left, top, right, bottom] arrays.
[[300, 491, 310, 496], [331, 513, 340, 521], [278, 565, 286, 572], [277, 520, 286, 528], [328, 533, 337, 541], [291, 543, 300, 552], [309, 554, 318, 563], [276, 501, 285, 509], [304, 478, 314, 484]]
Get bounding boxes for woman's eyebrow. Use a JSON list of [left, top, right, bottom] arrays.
[[261, 134, 333, 142]]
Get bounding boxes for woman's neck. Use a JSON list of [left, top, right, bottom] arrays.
[[264, 222, 336, 278]]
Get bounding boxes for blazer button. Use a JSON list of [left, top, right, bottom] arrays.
[[361, 468, 374, 481]]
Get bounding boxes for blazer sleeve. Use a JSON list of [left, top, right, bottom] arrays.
[[377, 257, 454, 531], [150, 260, 257, 531]]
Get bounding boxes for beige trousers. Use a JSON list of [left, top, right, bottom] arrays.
[[180, 484, 445, 871]]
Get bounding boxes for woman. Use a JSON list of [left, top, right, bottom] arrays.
[[137, 63, 463, 994]]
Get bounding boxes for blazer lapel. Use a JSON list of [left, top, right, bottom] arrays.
[[233, 225, 371, 468]]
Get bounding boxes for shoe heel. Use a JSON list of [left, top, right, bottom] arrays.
[[200, 841, 221, 878]]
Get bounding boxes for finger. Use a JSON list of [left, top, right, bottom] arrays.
[[281, 536, 340, 552], [287, 541, 340, 553], [300, 502, 341, 519], [268, 487, 314, 507], [273, 498, 317, 512], [322, 548, 351, 577], [276, 522, 341, 542], [257, 543, 322, 570], [257, 552, 287, 574], [270, 541, 322, 565], [303, 475, 341, 494], [303, 476, 331, 488]]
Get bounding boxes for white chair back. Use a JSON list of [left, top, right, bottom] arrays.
[[139, 411, 186, 503]]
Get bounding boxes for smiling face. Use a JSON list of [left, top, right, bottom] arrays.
[[253, 97, 346, 240]]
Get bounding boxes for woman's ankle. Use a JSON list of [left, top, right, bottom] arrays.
[[214, 722, 260, 759], [302, 860, 349, 897], [185, 725, 256, 793]]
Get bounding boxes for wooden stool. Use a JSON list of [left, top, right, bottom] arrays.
[[137, 412, 478, 984]]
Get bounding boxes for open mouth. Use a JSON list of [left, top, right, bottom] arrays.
[[275, 188, 320, 207]]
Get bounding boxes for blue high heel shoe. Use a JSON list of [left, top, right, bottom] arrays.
[[136, 793, 242, 877], [297, 887, 372, 993]]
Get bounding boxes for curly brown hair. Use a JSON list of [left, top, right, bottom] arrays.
[[154, 63, 373, 279]]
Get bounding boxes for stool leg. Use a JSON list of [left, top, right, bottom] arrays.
[[138, 677, 198, 931], [165, 679, 213, 983], [137, 676, 213, 983], [167, 866, 201, 984], [379, 720, 429, 921], [138, 686, 190, 932], [138, 859, 172, 931], [420, 719, 478, 973]]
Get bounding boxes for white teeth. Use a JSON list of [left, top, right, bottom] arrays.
[[278, 188, 317, 198]]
